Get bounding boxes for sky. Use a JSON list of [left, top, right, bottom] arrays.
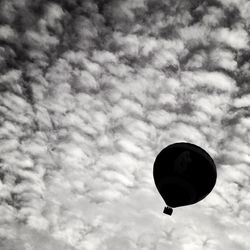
[[0, 0, 250, 249]]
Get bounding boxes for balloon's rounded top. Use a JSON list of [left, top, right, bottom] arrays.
[[153, 142, 217, 213]]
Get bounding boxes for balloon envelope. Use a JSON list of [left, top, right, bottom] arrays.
[[153, 142, 217, 213]]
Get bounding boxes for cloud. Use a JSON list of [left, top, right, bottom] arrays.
[[182, 71, 237, 92], [0, 25, 16, 41], [0, 0, 250, 249], [179, 24, 210, 48], [212, 27, 249, 50], [209, 48, 237, 71], [202, 6, 225, 27], [233, 94, 250, 108]]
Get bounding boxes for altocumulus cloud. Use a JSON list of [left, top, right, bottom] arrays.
[[0, 0, 250, 249]]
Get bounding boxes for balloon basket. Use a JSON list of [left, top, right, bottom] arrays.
[[163, 206, 173, 216]]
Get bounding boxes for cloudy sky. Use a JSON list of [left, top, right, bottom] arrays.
[[0, 0, 250, 249]]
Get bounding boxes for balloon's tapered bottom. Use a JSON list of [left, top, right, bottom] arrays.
[[163, 206, 173, 216]]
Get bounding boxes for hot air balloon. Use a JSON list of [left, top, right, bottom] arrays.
[[153, 142, 217, 216]]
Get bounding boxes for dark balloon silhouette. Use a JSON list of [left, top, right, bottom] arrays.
[[153, 142, 217, 216]]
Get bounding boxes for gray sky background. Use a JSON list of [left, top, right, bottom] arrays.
[[0, 0, 250, 249]]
